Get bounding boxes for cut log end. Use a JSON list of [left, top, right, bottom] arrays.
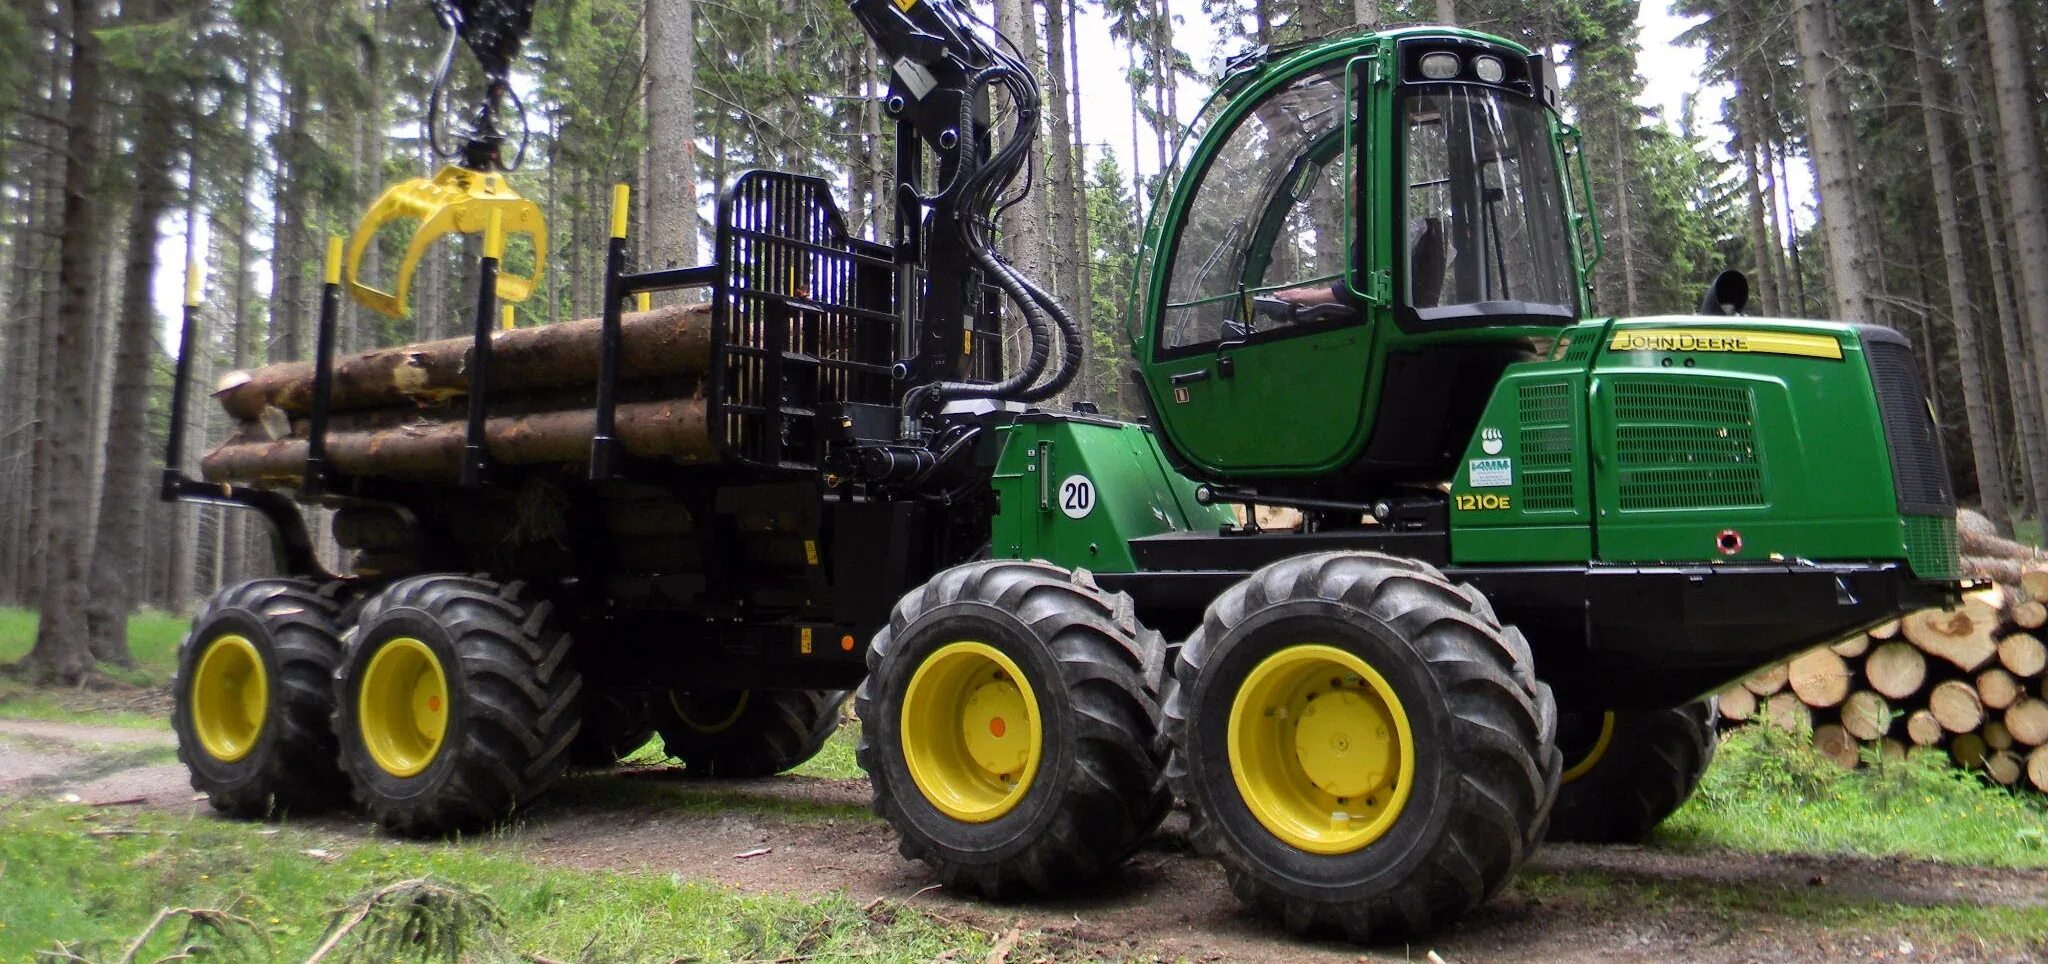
[[1866, 642, 1929, 700], [2005, 698, 2048, 747], [1742, 661, 1791, 697], [1763, 692, 1812, 734], [1997, 632, 2047, 677], [1977, 668, 2021, 711], [1951, 732, 1989, 769], [1928, 679, 1985, 734], [1788, 647, 1852, 708], [1902, 601, 2000, 672], [1716, 685, 1757, 723], [2028, 745, 2048, 793], [1841, 690, 1892, 741], [1904, 708, 1944, 747], [1812, 723, 1860, 769]]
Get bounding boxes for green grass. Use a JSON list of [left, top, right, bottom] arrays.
[[790, 723, 864, 780], [0, 802, 996, 963], [0, 607, 189, 687], [1659, 726, 2048, 868], [1517, 865, 2048, 953]]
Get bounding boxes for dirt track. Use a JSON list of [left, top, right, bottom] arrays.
[[4, 719, 2046, 962]]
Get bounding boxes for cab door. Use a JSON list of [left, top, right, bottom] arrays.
[[1139, 55, 1387, 479]]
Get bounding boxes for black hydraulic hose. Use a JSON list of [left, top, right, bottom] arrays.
[[904, 61, 1062, 414]]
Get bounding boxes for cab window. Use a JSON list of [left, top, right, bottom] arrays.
[[1161, 66, 1349, 351]]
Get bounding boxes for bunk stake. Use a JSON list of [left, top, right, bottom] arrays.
[[303, 237, 345, 497], [462, 209, 506, 488], [590, 183, 631, 481], [159, 249, 205, 501]]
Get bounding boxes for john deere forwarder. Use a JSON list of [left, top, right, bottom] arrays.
[[162, 0, 1964, 940]]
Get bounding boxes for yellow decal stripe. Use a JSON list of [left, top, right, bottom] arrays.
[[1608, 328, 1842, 360]]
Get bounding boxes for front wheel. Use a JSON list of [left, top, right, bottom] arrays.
[[858, 560, 1170, 898], [1545, 699, 1717, 843], [1163, 552, 1559, 941]]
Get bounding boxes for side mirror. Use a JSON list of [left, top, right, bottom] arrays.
[[1699, 269, 1751, 316]]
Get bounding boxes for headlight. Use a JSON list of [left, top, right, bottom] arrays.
[[1474, 55, 1506, 83], [1420, 52, 1461, 80]]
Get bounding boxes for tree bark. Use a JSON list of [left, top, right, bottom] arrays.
[[201, 398, 715, 482], [84, 51, 181, 665], [1435, 0, 1458, 26], [1039, 0, 1083, 402], [646, 0, 700, 277], [1792, 0, 1886, 325], [24, 0, 106, 684], [1907, 0, 2012, 534], [995, 0, 1052, 378], [1980, 0, 2048, 487], [213, 303, 712, 420]]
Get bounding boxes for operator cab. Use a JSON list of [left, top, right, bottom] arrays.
[[1135, 30, 1591, 488]]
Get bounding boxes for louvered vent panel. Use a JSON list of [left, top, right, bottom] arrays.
[[1611, 380, 1765, 511], [1517, 382, 1578, 513]]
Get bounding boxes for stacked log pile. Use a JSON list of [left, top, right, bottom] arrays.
[[1718, 512, 2048, 793], [199, 303, 718, 484]]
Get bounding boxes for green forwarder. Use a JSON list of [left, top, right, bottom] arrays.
[[160, 5, 1962, 946]]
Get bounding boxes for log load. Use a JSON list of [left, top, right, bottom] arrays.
[[201, 397, 713, 483], [211, 303, 713, 420], [1715, 512, 2048, 792]]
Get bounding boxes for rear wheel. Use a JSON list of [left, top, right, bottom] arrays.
[[1546, 699, 1717, 843], [172, 578, 353, 817], [1164, 552, 1559, 941], [334, 574, 582, 835], [654, 689, 846, 777], [569, 689, 657, 769], [859, 560, 1170, 898]]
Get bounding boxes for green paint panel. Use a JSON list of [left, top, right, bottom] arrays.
[[1448, 321, 1602, 563], [1588, 318, 1904, 565], [988, 416, 1238, 573]]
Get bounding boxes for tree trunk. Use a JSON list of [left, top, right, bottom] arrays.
[[24, 0, 106, 684], [83, 59, 181, 665], [1793, 0, 1886, 324], [1980, 0, 2048, 528], [1744, 118, 1777, 313], [1066, 2, 1093, 406], [646, 0, 700, 277], [1355, 0, 1379, 29], [1906, 0, 2011, 534], [1040, 0, 1084, 402], [995, 0, 1051, 378], [1435, 0, 1458, 26]]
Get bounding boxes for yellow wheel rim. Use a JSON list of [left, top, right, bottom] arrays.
[[191, 634, 268, 762], [1560, 711, 1617, 784], [1228, 644, 1414, 855], [358, 637, 450, 778], [899, 641, 1042, 823], [670, 691, 750, 734]]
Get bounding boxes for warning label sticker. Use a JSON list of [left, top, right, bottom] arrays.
[[1469, 458, 1513, 488]]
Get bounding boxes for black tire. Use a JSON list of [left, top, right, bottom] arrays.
[[857, 560, 1171, 898], [171, 578, 353, 817], [1546, 699, 1718, 844], [654, 689, 846, 777], [1163, 552, 1560, 942], [333, 574, 582, 835], [569, 689, 658, 769]]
